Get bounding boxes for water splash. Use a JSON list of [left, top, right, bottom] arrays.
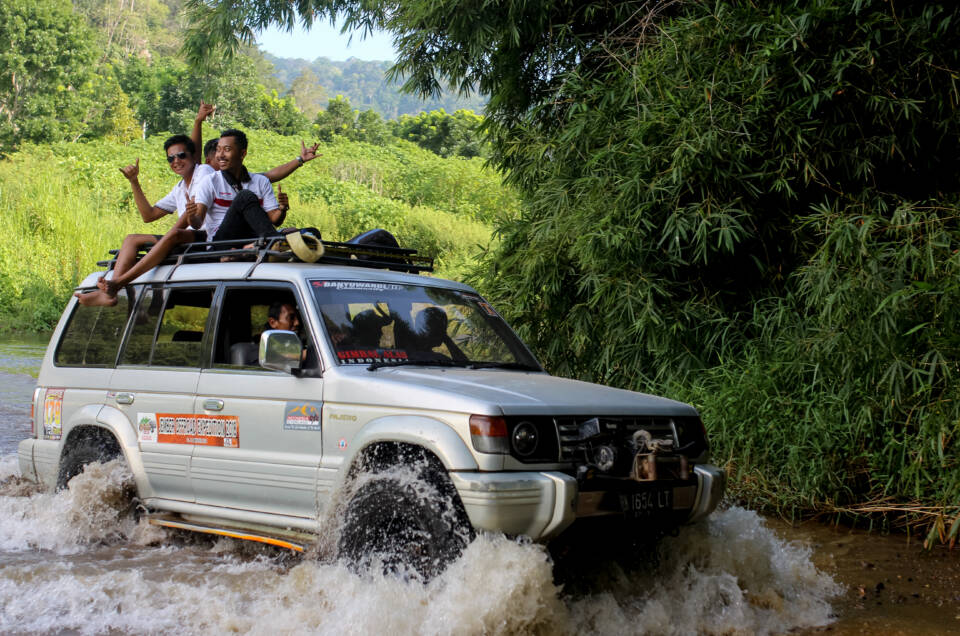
[[0, 454, 839, 635], [0, 458, 138, 553]]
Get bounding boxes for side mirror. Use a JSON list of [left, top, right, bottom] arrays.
[[260, 329, 302, 374]]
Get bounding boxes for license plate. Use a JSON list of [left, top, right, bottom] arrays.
[[620, 489, 672, 517]]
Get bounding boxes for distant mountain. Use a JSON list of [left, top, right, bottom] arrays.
[[264, 54, 487, 118]]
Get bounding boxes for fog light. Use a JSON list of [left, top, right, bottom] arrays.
[[511, 421, 538, 457]]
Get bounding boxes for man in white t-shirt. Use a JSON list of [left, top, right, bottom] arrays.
[[189, 129, 287, 244], [75, 128, 215, 307]]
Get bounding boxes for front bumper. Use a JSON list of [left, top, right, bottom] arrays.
[[451, 463, 726, 541]]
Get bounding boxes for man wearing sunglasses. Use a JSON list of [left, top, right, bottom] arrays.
[[75, 123, 216, 307]]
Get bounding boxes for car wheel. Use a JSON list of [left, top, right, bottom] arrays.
[[338, 471, 472, 579], [56, 431, 121, 490]]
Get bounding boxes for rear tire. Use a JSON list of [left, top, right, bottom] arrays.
[[56, 431, 121, 490], [338, 456, 473, 579]]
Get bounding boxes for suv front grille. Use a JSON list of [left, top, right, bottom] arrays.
[[507, 415, 707, 465]]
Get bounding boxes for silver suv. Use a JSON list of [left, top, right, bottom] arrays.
[[18, 238, 724, 575]]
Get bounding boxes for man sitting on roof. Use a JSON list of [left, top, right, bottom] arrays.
[[186, 128, 286, 245], [75, 102, 217, 307]]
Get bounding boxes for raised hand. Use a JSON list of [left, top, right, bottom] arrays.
[[277, 185, 289, 212], [299, 140, 321, 163], [197, 99, 216, 121], [119, 157, 140, 181]]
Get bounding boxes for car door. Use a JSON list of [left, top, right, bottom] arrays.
[[190, 283, 324, 519], [109, 284, 215, 502]]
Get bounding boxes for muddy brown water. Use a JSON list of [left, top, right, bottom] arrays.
[[1, 334, 958, 634]]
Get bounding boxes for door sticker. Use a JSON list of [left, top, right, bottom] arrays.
[[138, 412, 239, 447], [43, 389, 64, 440], [284, 402, 322, 431], [137, 413, 158, 442]]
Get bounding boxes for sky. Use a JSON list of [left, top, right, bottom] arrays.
[[256, 20, 397, 61]]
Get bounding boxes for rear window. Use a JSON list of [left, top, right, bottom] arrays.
[[55, 291, 132, 367]]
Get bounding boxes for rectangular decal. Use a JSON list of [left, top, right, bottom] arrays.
[[337, 348, 408, 364], [138, 412, 239, 447], [43, 388, 64, 440], [284, 402, 323, 431], [311, 280, 403, 292]]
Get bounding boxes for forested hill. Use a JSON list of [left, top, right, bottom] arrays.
[[0, 0, 485, 155], [265, 55, 486, 118]]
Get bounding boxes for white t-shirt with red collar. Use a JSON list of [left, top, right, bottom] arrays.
[[193, 169, 278, 239], [153, 164, 215, 229]]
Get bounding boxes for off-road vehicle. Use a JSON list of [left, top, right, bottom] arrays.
[[18, 235, 725, 575]]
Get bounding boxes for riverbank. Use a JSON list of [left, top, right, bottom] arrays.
[[777, 518, 960, 635]]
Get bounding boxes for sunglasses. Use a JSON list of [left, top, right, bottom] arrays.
[[166, 151, 189, 163]]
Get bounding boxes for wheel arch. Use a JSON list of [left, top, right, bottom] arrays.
[[343, 415, 479, 476]]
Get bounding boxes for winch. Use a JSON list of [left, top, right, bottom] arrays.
[[571, 417, 691, 483]]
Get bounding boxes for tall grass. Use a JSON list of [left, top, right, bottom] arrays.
[[0, 130, 513, 330]]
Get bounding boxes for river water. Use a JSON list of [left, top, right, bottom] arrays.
[[1, 335, 957, 635]]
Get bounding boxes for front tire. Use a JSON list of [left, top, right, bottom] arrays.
[[338, 466, 473, 579]]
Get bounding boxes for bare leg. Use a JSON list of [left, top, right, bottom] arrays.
[[76, 229, 196, 307], [94, 234, 156, 292]]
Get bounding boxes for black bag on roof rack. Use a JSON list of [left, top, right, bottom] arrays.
[[346, 228, 400, 249]]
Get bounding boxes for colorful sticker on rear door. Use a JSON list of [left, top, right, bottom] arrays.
[[138, 412, 239, 447], [43, 389, 64, 440]]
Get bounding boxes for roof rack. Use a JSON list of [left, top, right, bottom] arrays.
[[96, 234, 434, 279]]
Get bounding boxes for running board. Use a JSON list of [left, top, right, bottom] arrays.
[[147, 515, 306, 552]]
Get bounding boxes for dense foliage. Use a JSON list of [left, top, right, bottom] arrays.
[[0, 0, 487, 156], [0, 0, 136, 152], [187, 0, 960, 539], [0, 131, 517, 330]]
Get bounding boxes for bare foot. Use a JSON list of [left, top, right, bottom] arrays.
[[75, 289, 118, 307], [96, 277, 121, 296]]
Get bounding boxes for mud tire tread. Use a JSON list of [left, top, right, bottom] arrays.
[[339, 452, 473, 579]]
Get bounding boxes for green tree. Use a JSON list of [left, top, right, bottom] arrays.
[[313, 95, 356, 141], [287, 68, 328, 120], [355, 109, 388, 145], [392, 109, 484, 158], [0, 0, 97, 153]]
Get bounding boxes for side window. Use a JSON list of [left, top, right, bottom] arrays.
[[152, 288, 213, 367], [118, 286, 213, 367], [54, 291, 132, 367], [119, 286, 163, 366], [213, 286, 316, 371]]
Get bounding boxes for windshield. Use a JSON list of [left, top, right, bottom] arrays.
[[309, 279, 540, 369]]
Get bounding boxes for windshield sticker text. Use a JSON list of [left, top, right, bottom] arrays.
[[312, 280, 403, 292], [337, 349, 408, 364]]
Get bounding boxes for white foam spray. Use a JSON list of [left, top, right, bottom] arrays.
[[0, 453, 840, 635]]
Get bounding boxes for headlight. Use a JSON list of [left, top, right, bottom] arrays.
[[511, 421, 539, 457]]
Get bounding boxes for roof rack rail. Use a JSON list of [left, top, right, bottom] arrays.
[[95, 234, 434, 277]]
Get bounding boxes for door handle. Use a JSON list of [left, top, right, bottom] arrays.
[[203, 399, 224, 411], [115, 392, 134, 405]]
